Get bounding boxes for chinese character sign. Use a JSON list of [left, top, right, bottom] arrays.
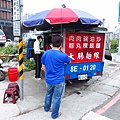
[[13, 0, 20, 20], [65, 32, 105, 63]]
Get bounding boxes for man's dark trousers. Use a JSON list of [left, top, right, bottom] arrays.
[[34, 54, 42, 78]]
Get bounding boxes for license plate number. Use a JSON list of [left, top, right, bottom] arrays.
[[78, 74, 87, 80]]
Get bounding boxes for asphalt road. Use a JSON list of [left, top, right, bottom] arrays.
[[63, 76, 100, 97], [94, 90, 120, 120]]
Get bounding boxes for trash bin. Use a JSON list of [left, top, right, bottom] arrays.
[[8, 67, 18, 82]]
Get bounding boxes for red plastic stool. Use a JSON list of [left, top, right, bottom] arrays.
[[3, 88, 20, 104], [7, 82, 19, 97], [8, 83, 19, 92]]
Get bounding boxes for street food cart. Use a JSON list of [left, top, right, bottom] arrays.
[[27, 27, 112, 81], [23, 7, 112, 81]]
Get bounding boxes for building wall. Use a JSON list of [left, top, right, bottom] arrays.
[[0, 0, 13, 40]]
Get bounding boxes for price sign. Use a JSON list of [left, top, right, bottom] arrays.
[[65, 32, 105, 63]]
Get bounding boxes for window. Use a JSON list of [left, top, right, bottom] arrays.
[[6, 22, 12, 27], [7, 12, 12, 20], [0, 11, 1, 18], [7, 12, 9, 19], [1, 11, 4, 18], [6, 0, 11, 8], [3, 11, 7, 19], [3, 1, 6, 8], [0, 1, 2, 7]]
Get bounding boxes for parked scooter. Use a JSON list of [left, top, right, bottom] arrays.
[[0, 59, 5, 81], [0, 49, 18, 81]]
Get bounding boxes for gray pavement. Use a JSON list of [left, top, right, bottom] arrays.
[[0, 53, 120, 120]]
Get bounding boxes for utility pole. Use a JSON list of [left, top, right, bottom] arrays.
[[102, 18, 105, 27], [19, 0, 24, 100], [12, 0, 24, 100], [20, 0, 23, 38]]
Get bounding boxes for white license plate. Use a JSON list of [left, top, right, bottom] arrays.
[[78, 74, 87, 80]]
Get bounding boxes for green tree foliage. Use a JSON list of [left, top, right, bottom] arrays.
[[110, 39, 118, 53], [0, 42, 35, 72], [110, 39, 118, 49]]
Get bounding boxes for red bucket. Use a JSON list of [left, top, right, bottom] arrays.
[[8, 67, 18, 82]]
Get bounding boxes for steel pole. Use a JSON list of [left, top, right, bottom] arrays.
[[19, 0, 24, 100]]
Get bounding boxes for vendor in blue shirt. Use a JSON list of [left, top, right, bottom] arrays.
[[41, 35, 70, 119]]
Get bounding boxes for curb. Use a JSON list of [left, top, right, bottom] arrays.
[[82, 111, 112, 120]]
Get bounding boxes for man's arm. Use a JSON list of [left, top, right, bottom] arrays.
[[40, 50, 45, 52], [60, 47, 71, 63], [42, 64, 46, 72]]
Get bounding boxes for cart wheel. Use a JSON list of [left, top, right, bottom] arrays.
[[0, 70, 5, 81]]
